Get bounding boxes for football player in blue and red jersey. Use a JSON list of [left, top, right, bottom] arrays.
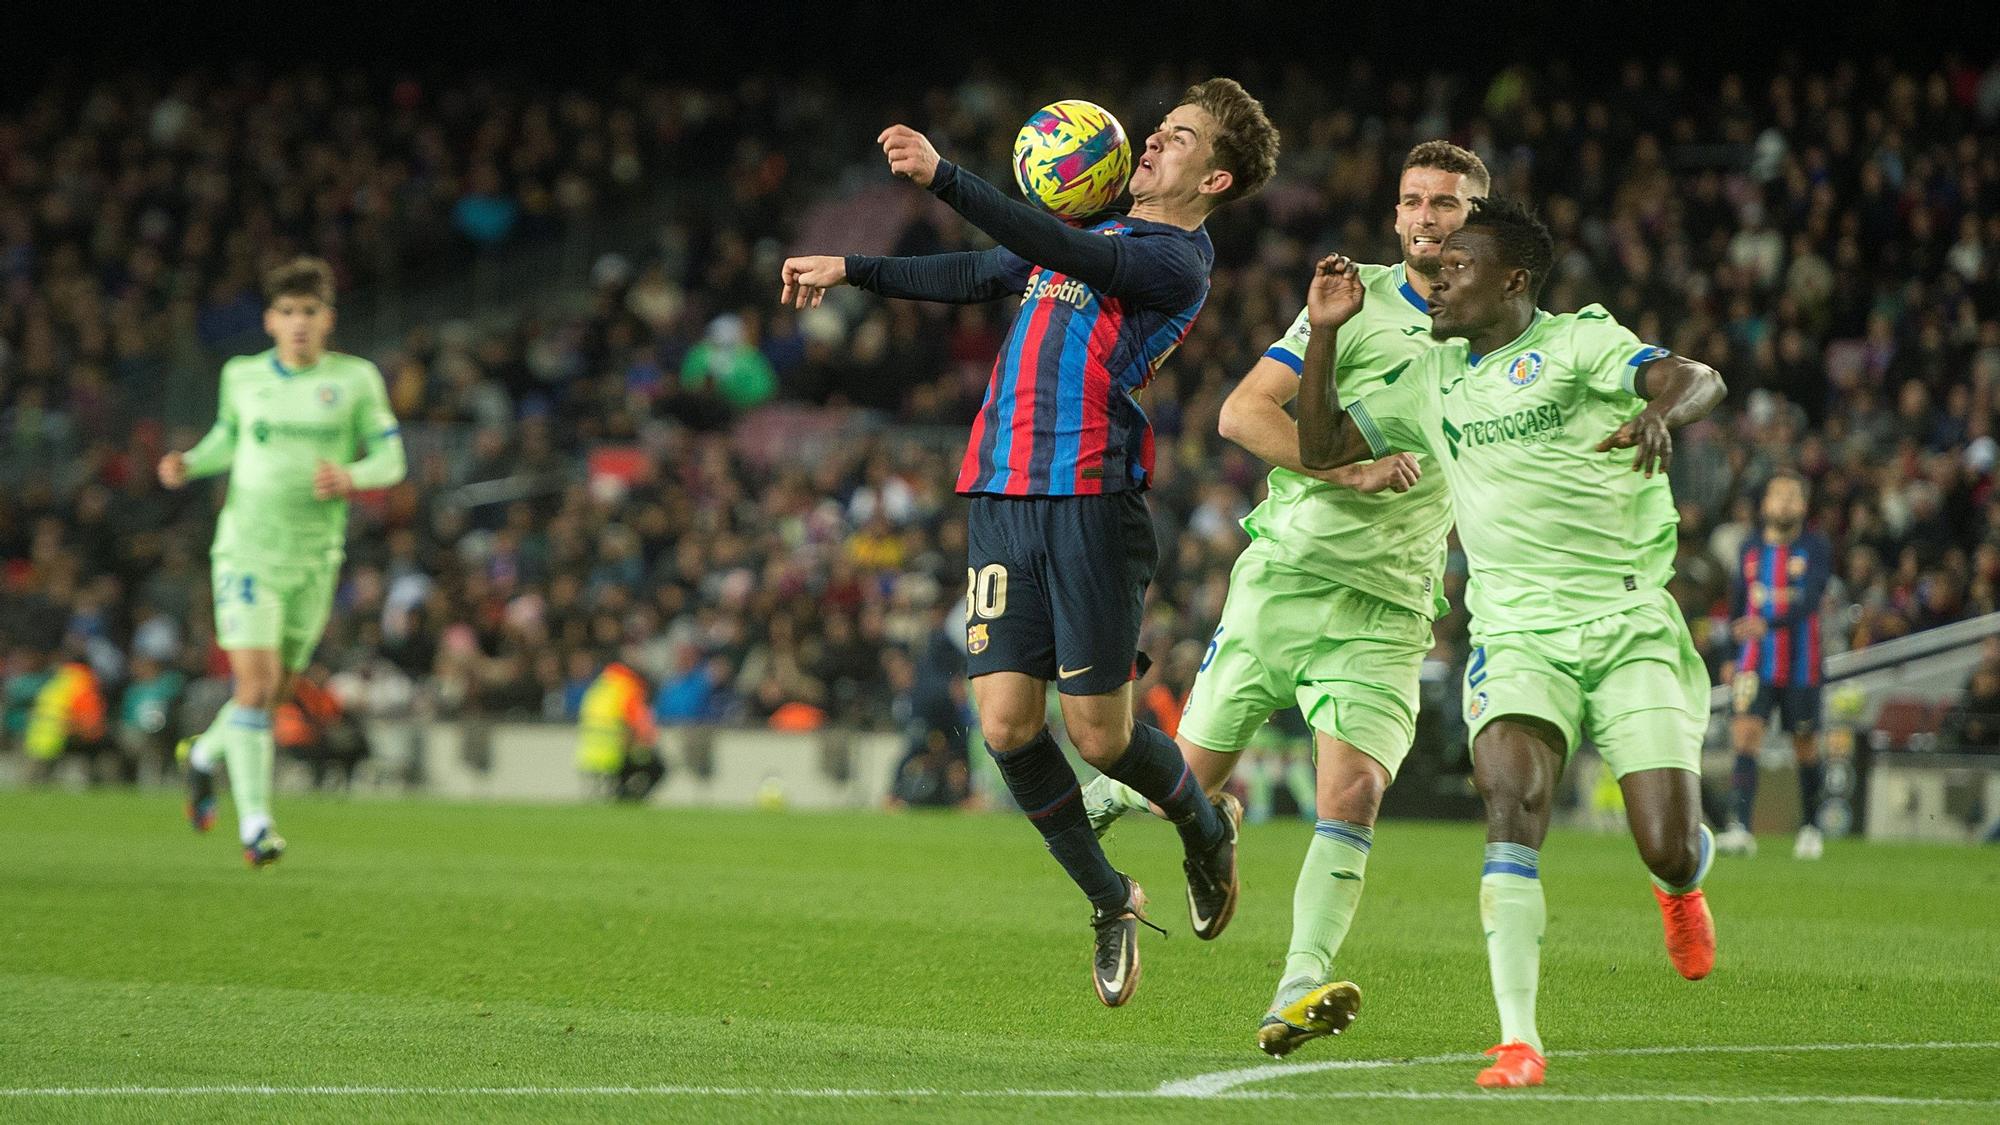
[[781, 78, 1277, 1006], [1721, 470, 1835, 860]]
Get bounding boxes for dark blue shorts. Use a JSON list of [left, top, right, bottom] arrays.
[[1732, 672, 1821, 733], [963, 492, 1157, 696]]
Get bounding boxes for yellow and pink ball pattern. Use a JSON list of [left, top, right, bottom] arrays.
[[1012, 100, 1132, 220]]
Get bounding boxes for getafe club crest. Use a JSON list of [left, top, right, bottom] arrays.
[[318, 384, 340, 408], [1468, 691, 1490, 720], [1505, 352, 1544, 387], [966, 623, 989, 654]]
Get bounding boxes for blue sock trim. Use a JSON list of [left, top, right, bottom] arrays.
[[1691, 823, 1714, 886], [1482, 842, 1540, 879], [1314, 819, 1374, 853], [227, 708, 272, 730]]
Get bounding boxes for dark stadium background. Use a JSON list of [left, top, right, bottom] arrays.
[[4, 0, 2000, 828]]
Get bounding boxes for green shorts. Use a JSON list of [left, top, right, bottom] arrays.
[[211, 555, 339, 673], [1178, 541, 1431, 779], [1464, 589, 1707, 779]]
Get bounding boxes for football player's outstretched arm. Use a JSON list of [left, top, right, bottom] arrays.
[[1295, 255, 1376, 472], [1595, 355, 1727, 477], [780, 248, 1032, 308], [879, 125, 1199, 307]]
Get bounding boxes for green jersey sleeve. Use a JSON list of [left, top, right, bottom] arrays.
[[345, 361, 407, 490], [1345, 350, 1438, 457], [1263, 306, 1311, 372], [1568, 304, 1670, 401], [1262, 304, 1358, 376]]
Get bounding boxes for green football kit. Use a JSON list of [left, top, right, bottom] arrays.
[[1346, 305, 1707, 778], [182, 349, 406, 671], [1180, 262, 1451, 776]]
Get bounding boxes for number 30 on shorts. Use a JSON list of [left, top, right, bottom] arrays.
[[965, 564, 1008, 619]]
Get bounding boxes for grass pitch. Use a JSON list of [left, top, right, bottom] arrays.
[[1, 788, 1995, 1123]]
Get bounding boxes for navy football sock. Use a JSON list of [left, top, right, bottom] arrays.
[[1731, 753, 1759, 829], [1103, 722, 1222, 853], [1798, 761, 1825, 830], [990, 729, 1127, 910]]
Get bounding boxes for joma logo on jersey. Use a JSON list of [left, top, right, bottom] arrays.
[[1441, 403, 1565, 459], [1505, 351, 1545, 387], [1022, 274, 1094, 308]]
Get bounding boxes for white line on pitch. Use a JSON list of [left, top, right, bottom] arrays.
[[3, 1040, 1994, 1104], [1158, 1038, 2000, 1097], [0, 1086, 1994, 1107]]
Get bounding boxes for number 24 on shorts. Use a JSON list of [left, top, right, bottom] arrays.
[[966, 564, 1008, 619], [216, 570, 256, 605]]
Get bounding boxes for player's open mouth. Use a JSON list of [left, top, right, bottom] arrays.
[[1138, 156, 1154, 172], [1412, 235, 1441, 246]]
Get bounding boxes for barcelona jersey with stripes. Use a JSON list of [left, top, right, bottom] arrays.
[[1732, 531, 1832, 687], [957, 218, 1212, 496]]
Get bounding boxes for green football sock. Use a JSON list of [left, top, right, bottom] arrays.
[[1480, 843, 1545, 1053], [187, 703, 234, 771], [1280, 820, 1373, 985], [221, 706, 277, 845], [1081, 773, 1152, 832]]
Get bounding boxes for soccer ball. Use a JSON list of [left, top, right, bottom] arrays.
[[1012, 100, 1132, 219]]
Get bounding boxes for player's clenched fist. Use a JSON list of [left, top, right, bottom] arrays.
[[313, 459, 354, 500], [780, 255, 848, 309], [877, 125, 941, 188], [1306, 254, 1365, 331], [157, 452, 188, 490], [1350, 452, 1422, 494]]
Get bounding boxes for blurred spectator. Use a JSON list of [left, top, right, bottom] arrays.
[[884, 647, 974, 810], [5, 53, 2000, 777], [116, 652, 186, 780], [576, 653, 664, 801], [23, 650, 113, 783], [1943, 660, 2000, 754], [274, 665, 372, 788]]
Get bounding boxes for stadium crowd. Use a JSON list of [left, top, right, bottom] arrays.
[[7, 54, 2000, 784]]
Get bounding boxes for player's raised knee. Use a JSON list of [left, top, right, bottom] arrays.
[[1318, 765, 1386, 824], [1068, 722, 1131, 770], [981, 718, 1048, 758], [1475, 770, 1551, 834], [1633, 823, 1701, 887]]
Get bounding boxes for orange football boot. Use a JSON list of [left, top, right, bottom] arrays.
[[1475, 1041, 1547, 1088], [1653, 885, 1716, 980]]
